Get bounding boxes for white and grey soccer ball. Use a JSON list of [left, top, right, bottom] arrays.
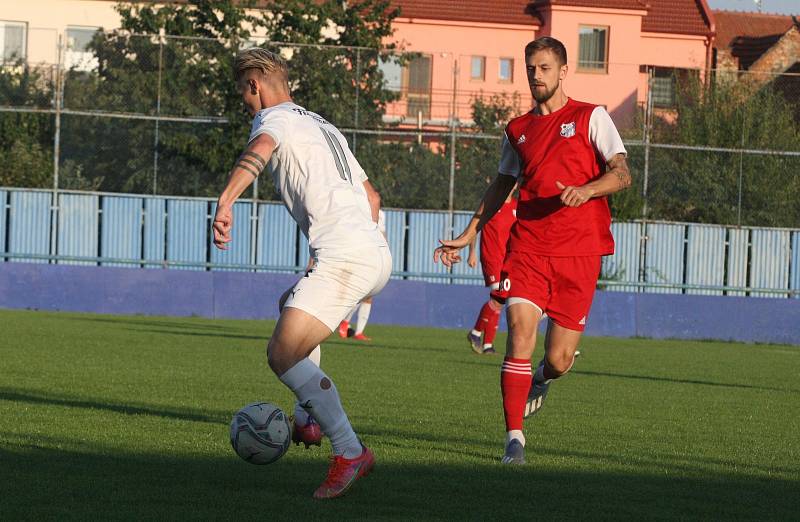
[[230, 402, 291, 465]]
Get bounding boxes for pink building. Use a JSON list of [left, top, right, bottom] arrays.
[[384, 0, 715, 128]]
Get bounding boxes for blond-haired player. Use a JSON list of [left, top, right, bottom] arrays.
[[212, 48, 390, 499]]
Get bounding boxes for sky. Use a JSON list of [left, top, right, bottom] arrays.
[[707, 0, 799, 15]]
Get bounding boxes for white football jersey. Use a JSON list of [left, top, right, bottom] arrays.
[[249, 102, 386, 256]]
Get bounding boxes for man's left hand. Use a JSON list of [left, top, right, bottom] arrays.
[[556, 181, 593, 207]]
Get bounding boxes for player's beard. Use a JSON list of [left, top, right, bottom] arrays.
[[531, 82, 558, 104]]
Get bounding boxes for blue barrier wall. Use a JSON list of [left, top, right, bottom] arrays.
[[1, 263, 798, 346], [2, 188, 799, 297]]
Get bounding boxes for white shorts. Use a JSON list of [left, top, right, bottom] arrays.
[[283, 246, 392, 331]]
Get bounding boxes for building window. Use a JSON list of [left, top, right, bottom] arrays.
[[578, 25, 608, 72], [378, 54, 403, 92], [651, 68, 677, 108], [0, 21, 27, 62], [66, 26, 100, 71], [404, 54, 432, 119], [470, 56, 485, 81], [499, 58, 513, 82]]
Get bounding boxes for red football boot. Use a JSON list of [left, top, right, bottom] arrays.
[[292, 417, 322, 448], [313, 444, 375, 499], [337, 320, 349, 338], [352, 333, 371, 341]]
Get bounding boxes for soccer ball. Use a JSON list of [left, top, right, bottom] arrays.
[[230, 402, 291, 465]]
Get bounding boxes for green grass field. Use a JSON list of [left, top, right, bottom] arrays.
[[1, 309, 798, 521]]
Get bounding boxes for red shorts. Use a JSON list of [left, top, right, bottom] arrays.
[[499, 252, 601, 331]]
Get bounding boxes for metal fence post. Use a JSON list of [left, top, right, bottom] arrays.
[[353, 48, 360, 153], [639, 68, 655, 288], [50, 34, 64, 263], [737, 109, 747, 227], [447, 57, 458, 240], [153, 29, 165, 195]]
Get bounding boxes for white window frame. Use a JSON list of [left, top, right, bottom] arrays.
[[0, 20, 28, 63], [470, 55, 485, 81], [577, 25, 609, 74], [499, 57, 514, 82]]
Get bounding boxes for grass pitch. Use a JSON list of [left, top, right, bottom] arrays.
[[1, 309, 798, 521]]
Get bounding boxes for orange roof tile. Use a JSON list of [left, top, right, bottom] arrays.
[[713, 10, 795, 48], [390, 0, 540, 26]]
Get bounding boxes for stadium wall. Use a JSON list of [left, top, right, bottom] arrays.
[[1, 262, 798, 346]]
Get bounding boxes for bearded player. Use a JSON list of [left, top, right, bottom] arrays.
[[213, 48, 390, 497], [434, 37, 631, 464]]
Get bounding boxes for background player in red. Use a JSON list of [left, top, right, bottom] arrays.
[[434, 36, 631, 464], [466, 192, 517, 355]]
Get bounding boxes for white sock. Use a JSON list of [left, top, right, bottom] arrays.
[[293, 346, 321, 426], [355, 302, 372, 334], [279, 358, 361, 458], [344, 306, 357, 324], [470, 329, 481, 337], [507, 430, 525, 447], [483, 343, 493, 349]]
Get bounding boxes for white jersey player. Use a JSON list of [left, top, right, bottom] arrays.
[[212, 48, 390, 500]]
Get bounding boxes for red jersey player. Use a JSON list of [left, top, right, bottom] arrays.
[[434, 37, 631, 464], [466, 193, 517, 355]]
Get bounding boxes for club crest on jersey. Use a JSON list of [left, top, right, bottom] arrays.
[[560, 122, 576, 138]]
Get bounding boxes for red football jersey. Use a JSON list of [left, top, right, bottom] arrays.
[[500, 98, 623, 256], [480, 199, 517, 264]]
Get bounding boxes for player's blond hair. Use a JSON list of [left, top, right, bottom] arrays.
[[234, 48, 289, 87]]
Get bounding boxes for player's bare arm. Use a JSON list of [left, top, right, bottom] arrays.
[[467, 237, 478, 268], [212, 133, 277, 250], [556, 153, 631, 208], [363, 180, 381, 223], [434, 173, 516, 267]]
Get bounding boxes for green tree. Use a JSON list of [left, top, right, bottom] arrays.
[[56, 0, 402, 197], [647, 75, 800, 226], [0, 63, 54, 188]]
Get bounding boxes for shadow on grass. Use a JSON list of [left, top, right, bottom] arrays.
[[570, 370, 799, 393], [0, 445, 796, 521], [0, 388, 228, 425], [69, 316, 237, 331]]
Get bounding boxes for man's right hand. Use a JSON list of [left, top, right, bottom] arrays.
[[212, 204, 233, 250], [433, 235, 473, 267]]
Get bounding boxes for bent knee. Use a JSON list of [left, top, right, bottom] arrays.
[[545, 352, 575, 376]]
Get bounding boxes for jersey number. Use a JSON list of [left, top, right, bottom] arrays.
[[319, 127, 353, 185]]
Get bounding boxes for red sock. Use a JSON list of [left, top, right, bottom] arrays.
[[473, 300, 494, 332], [483, 307, 501, 345], [501, 357, 532, 431]]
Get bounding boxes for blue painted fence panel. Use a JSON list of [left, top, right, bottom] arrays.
[[9, 191, 51, 263], [0, 191, 6, 257], [727, 228, 749, 296], [644, 223, 685, 294], [792, 232, 800, 299], [57, 193, 99, 265], [685, 224, 725, 295], [384, 209, 406, 279], [602, 222, 641, 292], [407, 211, 449, 282], [101, 196, 142, 267], [210, 201, 252, 271], [750, 229, 790, 298], [257, 202, 297, 273], [166, 199, 207, 271], [143, 198, 165, 268], [451, 211, 482, 286]]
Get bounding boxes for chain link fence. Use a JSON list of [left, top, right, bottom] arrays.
[[2, 30, 800, 228]]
